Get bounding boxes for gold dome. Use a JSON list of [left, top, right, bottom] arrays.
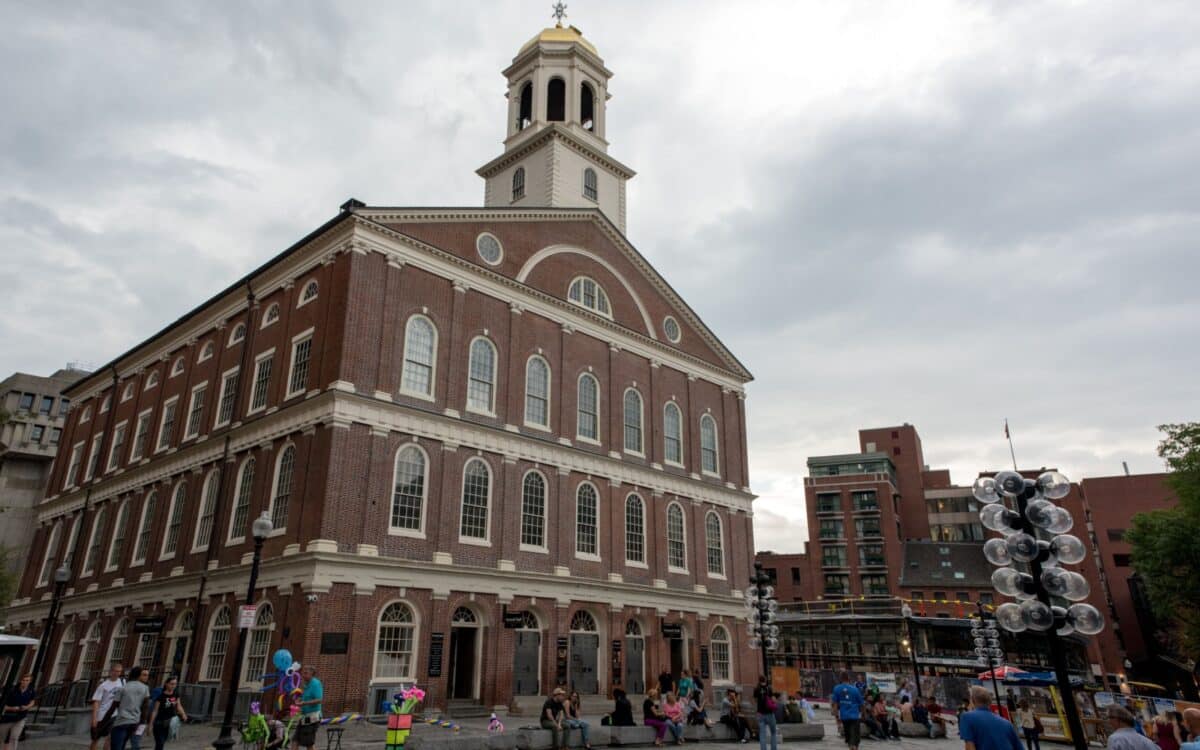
[[518, 24, 598, 57]]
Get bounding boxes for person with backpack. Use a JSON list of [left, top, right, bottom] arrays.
[[109, 666, 151, 750], [90, 664, 126, 750], [146, 675, 188, 750], [752, 676, 778, 750]]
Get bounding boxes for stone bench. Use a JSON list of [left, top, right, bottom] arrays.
[[408, 720, 824, 750], [898, 721, 947, 738]]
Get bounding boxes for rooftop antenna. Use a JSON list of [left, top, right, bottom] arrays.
[[1004, 418, 1018, 471], [551, 1, 568, 27], [1122, 461, 1130, 476]]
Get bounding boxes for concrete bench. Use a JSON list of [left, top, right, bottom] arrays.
[[409, 720, 824, 750], [899, 721, 946, 738]]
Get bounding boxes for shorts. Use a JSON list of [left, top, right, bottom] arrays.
[[844, 719, 861, 747], [90, 720, 113, 740], [294, 720, 320, 747]]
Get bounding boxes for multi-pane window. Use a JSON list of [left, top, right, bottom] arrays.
[[132, 492, 157, 564], [39, 395, 54, 415], [17, 393, 34, 411], [215, 369, 240, 426], [700, 415, 719, 474], [710, 626, 731, 682], [300, 281, 319, 305], [199, 342, 214, 362], [106, 502, 130, 571], [583, 168, 598, 200], [824, 574, 850, 595], [170, 357, 185, 377], [49, 427, 61, 445], [822, 545, 847, 568], [85, 434, 102, 481], [852, 490, 878, 511], [705, 511, 724, 576], [524, 357, 550, 427], [862, 575, 889, 596], [131, 411, 152, 461], [79, 622, 103, 680], [856, 518, 882, 538], [287, 334, 313, 397], [65, 443, 84, 487], [30, 425, 44, 443], [859, 544, 885, 567], [663, 402, 683, 464], [185, 385, 207, 439], [816, 493, 842, 513], [203, 607, 231, 681], [157, 398, 178, 451], [270, 446, 296, 529], [375, 603, 416, 679], [242, 604, 274, 683], [144, 372, 158, 390], [62, 516, 81, 569], [107, 619, 129, 671], [249, 354, 274, 413], [623, 389, 643, 454], [401, 316, 436, 397], [36, 522, 62, 586], [512, 167, 526, 200], [228, 458, 255, 541], [391, 446, 426, 532], [228, 323, 246, 346], [459, 459, 490, 541], [135, 633, 158, 674], [667, 503, 686, 569], [818, 519, 844, 539], [122, 383, 134, 402], [106, 422, 127, 471], [161, 483, 187, 558], [520, 472, 546, 548], [193, 470, 220, 550], [577, 374, 599, 441], [576, 483, 599, 556], [262, 303, 280, 327], [625, 495, 645, 563], [466, 338, 496, 413], [567, 277, 611, 316], [82, 507, 106, 575]]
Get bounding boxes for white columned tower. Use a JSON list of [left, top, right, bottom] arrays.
[[477, 22, 635, 233]]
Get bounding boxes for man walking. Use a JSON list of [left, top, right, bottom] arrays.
[[109, 666, 150, 750], [832, 671, 864, 750], [959, 686, 1022, 750], [1105, 706, 1160, 750], [90, 663, 125, 750]]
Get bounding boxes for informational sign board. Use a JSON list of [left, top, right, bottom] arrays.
[[427, 632, 444, 677], [503, 611, 528, 628], [661, 623, 683, 639], [238, 605, 258, 629], [320, 633, 349, 654], [556, 637, 569, 685], [611, 640, 623, 687], [866, 672, 898, 693], [133, 616, 166, 633], [699, 645, 711, 680]]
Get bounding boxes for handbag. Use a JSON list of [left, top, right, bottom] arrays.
[[168, 715, 181, 740], [1033, 716, 1044, 734]]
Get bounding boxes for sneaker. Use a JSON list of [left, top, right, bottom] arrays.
[[741, 740, 748, 744]]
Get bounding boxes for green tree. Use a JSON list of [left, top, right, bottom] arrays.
[[0, 546, 15, 610], [1126, 422, 1200, 655]]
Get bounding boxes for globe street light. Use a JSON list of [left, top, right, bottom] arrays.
[[213, 512, 273, 750], [31, 565, 71, 691], [900, 603, 922, 699]]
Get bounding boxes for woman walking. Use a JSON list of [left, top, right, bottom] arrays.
[[1017, 699, 1040, 750], [146, 675, 188, 750], [752, 677, 778, 750], [1155, 712, 1182, 750]]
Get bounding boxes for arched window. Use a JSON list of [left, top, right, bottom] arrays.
[[375, 602, 417, 679], [547, 78, 565, 121], [135, 628, 159, 674], [36, 521, 62, 587], [228, 457, 255, 542], [567, 277, 611, 317], [262, 303, 280, 328], [517, 82, 533, 130], [466, 337, 497, 414], [228, 323, 246, 347], [583, 168, 598, 201], [710, 626, 731, 682], [106, 619, 129, 672], [50, 622, 76, 683], [170, 357, 185, 377], [391, 445, 427, 533], [667, 503, 687, 570], [193, 469, 221, 551], [625, 494, 645, 564], [576, 373, 599, 441], [569, 610, 597, 632], [62, 515, 81, 569], [269, 445, 296, 530], [524, 356, 550, 428], [121, 383, 134, 402], [299, 280, 319, 306], [700, 415, 720, 475], [520, 472, 546, 549], [77, 621, 103, 680], [663, 402, 683, 465], [512, 167, 526, 201], [459, 458, 490, 541], [576, 483, 599, 557], [581, 83, 595, 131], [198, 342, 214, 362], [160, 482, 187, 559], [203, 607, 231, 681], [623, 389, 643, 454], [106, 501, 130, 571], [242, 603, 274, 683], [400, 315, 437, 398], [625, 620, 642, 637], [705, 511, 725, 576], [82, 506, 107, 575], [132, 491, 157, 565], [452, 606, 478, 625], [144, 371, 159, 390]]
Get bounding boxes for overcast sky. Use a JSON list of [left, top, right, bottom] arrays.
[[2, 1, 1197, 553]]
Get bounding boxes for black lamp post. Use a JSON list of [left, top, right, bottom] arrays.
[[900, 603, 922, 699], [212, 512, 273, 750], [30, 565, 70, 691], [745, 562, 779, 684]]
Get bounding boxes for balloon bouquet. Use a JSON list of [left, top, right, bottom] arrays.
[[242, 649, 304, 747]]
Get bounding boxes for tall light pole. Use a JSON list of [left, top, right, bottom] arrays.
[[972, 603, 1003, 706], [745, 563, 779, 684], [900, 603, 922, 699], [31, 565, 70, 691], [212, 512, 273, 750]]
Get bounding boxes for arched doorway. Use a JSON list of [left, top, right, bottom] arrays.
[[447, 607, 481, 701], [167, 611, 194, 681], [624, 620, 645, 694], [511, 611, 541, 696], [569, 611, 599, 695]]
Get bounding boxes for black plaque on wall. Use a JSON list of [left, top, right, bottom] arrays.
[[133, 616, 166, 634], [503, 611, 527, 629], [320, 632, 349, 655], [611, 639, 623, 687], [428, 632, 445, 677], [661, 623, 683, 639], [555, 636, 569, 685], [699, 645, 711, 680]]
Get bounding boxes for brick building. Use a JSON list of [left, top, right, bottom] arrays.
[[4, 23, 758, 715]]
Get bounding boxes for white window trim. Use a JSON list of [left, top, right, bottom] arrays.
[[36, 522, 62, 587], [213, 366, 240, 429], [663, 401, 685, 468], [191, 469, 221, 553], [700, 414, 722, 478], [144, 371, 159, 391], [622, 387, 645, 457], [246, 349, 276, 416], [705, 510, 727, 580], [465, 336, 498, 417], [370, 599, 421, 682], [184, 382, 208, 440], [104, 501, 130, 573], [238, 602, 276, 688], [159, 482, 187, 560], [666, 501, 689, 574], [197, 342, 214, 363], [226, 323, 246, 348], [130, 493, 156, 567], [199, 606, 231, 683], [80, 405, 92, 423], [398, 315, 438, 402], [297, 280, 319, 308], [121, 383, 134, 403], [265, 444, 296, 536], [170, 357, 185, 377], [65, 441, 85, 489], [156, 396, 180, 454], [457, 457, 492, 546], [80, 509, 105, 577], [129, 409, 153, 463], [574, 481, 602, 562], [226, 457, 256, 546], [523, 355, 552, 431], [566, 275, 614, 320], [518, 469, 549, 553], [284, 328, 315, 400], [106, 420, 129, 472], [575, 373, 601, 445], [624, 494, 648, 568], [260, 303, 280, 329], [84, 434, 103, 481], [388, 444, 429, 539], [710, 625, 733, 683], [100, 394, 111, 414]]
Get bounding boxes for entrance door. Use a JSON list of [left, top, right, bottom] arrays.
[[513, 630, 541, 696], [624, 635, 645, 695], [669, 638, 684, 681], [448, 628, 477, 699], [170, 637, 189, 680], [569, 634, 599, 695]]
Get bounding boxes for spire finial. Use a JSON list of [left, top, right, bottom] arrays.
[[551, 2, 568, 28]]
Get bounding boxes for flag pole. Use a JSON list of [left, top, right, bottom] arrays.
[[1005, 419, 1018, 470]]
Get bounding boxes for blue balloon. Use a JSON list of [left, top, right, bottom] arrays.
[[272, 649, 293, 673]]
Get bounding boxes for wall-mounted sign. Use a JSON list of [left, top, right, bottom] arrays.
[[320, 633, 349, 655], [238, 605, 258, 630], [699, 645, 711, 680], [661, 623, 683, 639], [503, 611, 528, 629], [611, 640, 623, 687], [555, 637, 569, 685], [428, 633, 445, 677], [133, 616, 166, 634]]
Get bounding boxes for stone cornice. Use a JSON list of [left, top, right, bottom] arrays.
[[475, 124, 635, 180]]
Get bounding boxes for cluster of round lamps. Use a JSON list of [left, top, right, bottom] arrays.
[[745, 583, 781, 651], [971, 617, 1002, 668]]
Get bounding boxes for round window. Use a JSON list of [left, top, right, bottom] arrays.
[[663, 316, 681, 343], [476, 233, 503, 265]]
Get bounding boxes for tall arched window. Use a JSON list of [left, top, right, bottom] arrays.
[[193, 469, 220, 551], [132, 492, 157, 565], [134, 629, 159, 674], [50, 622, 76, 682], [524, 356, 550, 428], [581, 83, 595, 131], [106, 619, 129, 672], [82, 506, 107, 575], [401, 315, 437, 398], [203, 607, 231, 681], [228, 457, 255, 542], [705, 511, 725, 576], [77, 621, 103, 680], [520, 472, 546, 549], [160, 482, 187, 559], [710, 626, 731, 682], [459, 458, 491, 541], [105, 501, 130, 571], [576, 483, 599, 557], [517, 82, 533, 130], [583, 168, 598, 201], [269, 445, 296, 530], [663, 402, 683, 465], [623, 389, 643, 454], [512, 167, 526, 201], [242, 603, 274, 683], [391, 445, 427, 533], [577, 373, 599, 441], [700, 415, 720, 475], [375, 602, 417, 679], [36, 521, 62, 587], [567, 277, 611, 317], [466, 338, 497, 414], [547, 78, 565, 121], [667, 503, 687, 570], [625, 494, 645, 564]]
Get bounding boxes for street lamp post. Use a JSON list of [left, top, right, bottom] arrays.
[[976, 470, 1105, 750], [31, 565, 70, 691], [745, 563, 779, 684], [900, 603, 922, 699], [212, 512, 273, 750]]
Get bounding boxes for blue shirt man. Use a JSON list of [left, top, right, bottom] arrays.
[[833, 682, 863, 721], [299, 666, 323, 716], [959, 687, 1022, 750]]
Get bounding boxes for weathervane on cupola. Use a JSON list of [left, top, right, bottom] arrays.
[[551, 2, 568, 27]]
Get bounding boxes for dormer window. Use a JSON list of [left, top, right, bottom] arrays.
[[583, 168, 598, 201], [581, 83, 595, 131], [512, 167, 526, 201], [567, 277, 611, 318]]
